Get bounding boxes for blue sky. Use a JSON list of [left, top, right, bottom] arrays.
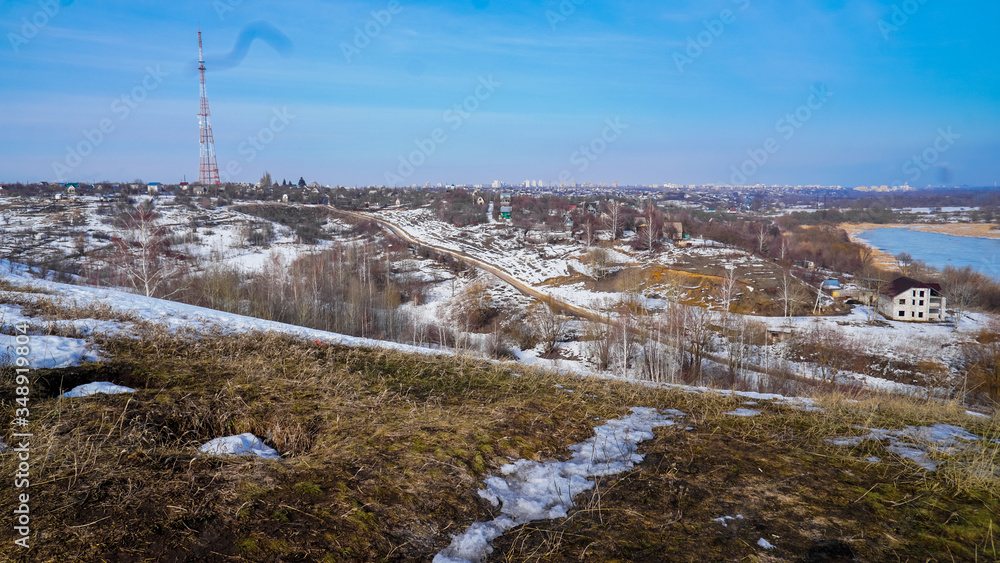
[[1, 0, 998, 187]]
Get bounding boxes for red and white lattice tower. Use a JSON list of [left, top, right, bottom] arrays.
[[197, 29, 221, 185]]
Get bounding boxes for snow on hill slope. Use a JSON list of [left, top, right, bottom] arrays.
[[0, 260, 449, 369]]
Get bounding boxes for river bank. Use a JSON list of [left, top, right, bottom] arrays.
[[841, 223, 1000, 276], [840, 222, 1000, 241]]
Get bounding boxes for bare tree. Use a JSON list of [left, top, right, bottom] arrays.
[[776, 236, 789, 263], [959, 332, 1000, 404], [778, 270, 806, 326], [636, 203, 663, 252], [857, 253, 890, 323], [755, 223, 770, 255], [585, 307, 615, 371], [725, 316, 766, 387], [602, 199, 624, 240], [614, 302, 638, 379], [107, 201, 187, 298], [946, 280, 977, 330], [719, 266, 739, 320], [895, 252, 913, 276], [586, 247, 613, 280], [640, 308, 680, 384], [531, 298, 567, 355], [684, 306, 716, 383], [580, 213, 599, 247]]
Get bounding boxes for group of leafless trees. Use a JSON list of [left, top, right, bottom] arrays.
[[81, 201, 188, 298]]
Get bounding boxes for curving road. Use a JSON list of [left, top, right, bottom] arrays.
[[323, 205, 896, 393]]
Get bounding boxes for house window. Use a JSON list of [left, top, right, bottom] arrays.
[[911, 312, 916, 318], [899, 298, 906, 305], [919, 300, 924, 306], [919, 290, 925, 297], [918, 312, 924, 318], [898, 311, 905, 317]]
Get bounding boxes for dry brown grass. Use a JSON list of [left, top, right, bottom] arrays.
[[0, 324, 997, 561], [0, 292, 141, 324]]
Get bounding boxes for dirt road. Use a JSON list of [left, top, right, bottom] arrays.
[[325, 205, 893, 393]]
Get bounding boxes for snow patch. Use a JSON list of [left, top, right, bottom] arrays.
[[1, 334, 101, 369], [712, 514, 744, 527], [434, 407, 683, 563], [60, 382, 136, 398], [757, 538, 776, 550], [199, 433, 281, 460], [726, 408, 760, 417], [828, 423, 985, 471]]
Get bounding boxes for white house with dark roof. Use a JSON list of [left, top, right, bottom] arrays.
[[878, 276, 946, 322]]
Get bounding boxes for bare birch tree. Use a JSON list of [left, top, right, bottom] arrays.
[[108, 201, 186, 298], [755, 223, 770, 255], [602, 199, 624, 241]]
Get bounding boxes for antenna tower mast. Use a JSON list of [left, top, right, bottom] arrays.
[[197, 29, 221, 185]]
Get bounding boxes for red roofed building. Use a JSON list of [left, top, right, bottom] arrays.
[[878, 276, 946, 322]]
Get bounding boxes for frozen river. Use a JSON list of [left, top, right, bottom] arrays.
[[856, 228, 1000, 278]]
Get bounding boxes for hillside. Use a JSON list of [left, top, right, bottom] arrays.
[[1, 278, 998, 562]]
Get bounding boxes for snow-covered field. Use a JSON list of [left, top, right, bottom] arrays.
[[0, 195, 348, 275]]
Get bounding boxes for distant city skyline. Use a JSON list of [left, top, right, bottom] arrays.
[[1, 0, 998, 188]]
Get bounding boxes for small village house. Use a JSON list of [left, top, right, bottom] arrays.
[[878, 276, 946, 322], [499, 192, 512, 220]]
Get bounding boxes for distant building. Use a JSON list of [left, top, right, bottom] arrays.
[[878, 276, 946, 322], [665, 221, 685, 240], [820, 279, 842, 298]]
